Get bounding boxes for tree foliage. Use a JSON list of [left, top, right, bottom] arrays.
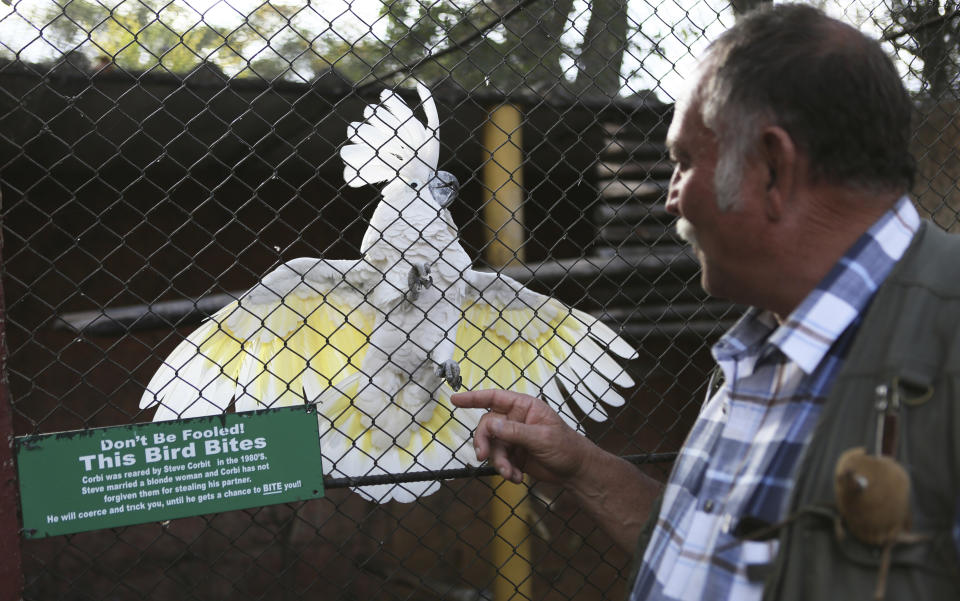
[[887, 0, 960, 98], [35, 0, 234, 73], [10, 0, 960, 98], [13, 0, 638, 97]]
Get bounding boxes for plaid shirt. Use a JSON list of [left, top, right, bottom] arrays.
[[629, 197, 921, 601]]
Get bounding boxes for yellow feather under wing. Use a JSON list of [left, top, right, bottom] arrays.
[[454, 303, 542, 391], [233, 295, 373, 412], [143, 280, 375, 421], [412, 386, 480, 468], [317, 379, 481, 502], [233, 336, 304, 411], [455, 291, 635, 426], [142, 302, 247, 420], [455, 301, 564, 399]]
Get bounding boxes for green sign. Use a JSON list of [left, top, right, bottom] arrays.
[[15, 406, 325, 538]]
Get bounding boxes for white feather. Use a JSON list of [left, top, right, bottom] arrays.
[[561, 350, 626, 408], [556, 369, 607, 422], [573, 308, 638, 359], [566, 335, 634, 390], [543, 376, 582, 432]]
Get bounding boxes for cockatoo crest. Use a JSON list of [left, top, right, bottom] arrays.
[[341, 83, 440, 196]]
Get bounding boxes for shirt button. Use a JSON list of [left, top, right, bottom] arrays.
[[721, 514, 733, 533], [704, 499, 715, 513]]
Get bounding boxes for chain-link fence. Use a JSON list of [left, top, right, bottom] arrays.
[[2, 0, 960, 599]]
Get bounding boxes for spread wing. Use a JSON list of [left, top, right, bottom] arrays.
[[140, 258, 378, 421], [456, 270, 637, 430]]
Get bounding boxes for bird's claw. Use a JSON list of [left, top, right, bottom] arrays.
[[436, 360, 462, 390], [407, 262, 433, 301]]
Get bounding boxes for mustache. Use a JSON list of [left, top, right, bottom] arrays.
[[675, 217, 698, 248]]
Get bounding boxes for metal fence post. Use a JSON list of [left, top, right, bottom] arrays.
[[0, 188, 23, 601], [482, 103, 533, 601], [482, 102, 527, 269]]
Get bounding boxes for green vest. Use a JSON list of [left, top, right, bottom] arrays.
[[628, 221, 960, 599], [763, 220, 960, 599]]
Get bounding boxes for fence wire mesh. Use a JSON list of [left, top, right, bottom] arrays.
[[2, 0, 959, 599]]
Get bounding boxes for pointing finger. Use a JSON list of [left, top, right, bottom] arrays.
[[452, 389, 535, 414]]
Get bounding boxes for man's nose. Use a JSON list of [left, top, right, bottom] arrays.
[[665, 195, 680, 217], [664, 176, 680, 216]]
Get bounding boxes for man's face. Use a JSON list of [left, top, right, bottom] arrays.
[[665, 97, 768, 302]]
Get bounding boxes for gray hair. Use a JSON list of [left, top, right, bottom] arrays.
[[695, 4, 915, 210]]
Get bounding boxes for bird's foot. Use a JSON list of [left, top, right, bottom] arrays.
[[435, 360, 462, 390], [406, 262, 433, 301]]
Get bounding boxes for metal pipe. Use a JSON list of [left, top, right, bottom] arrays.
[[482, 102, 532, 601], [482, 103, 526, 268]]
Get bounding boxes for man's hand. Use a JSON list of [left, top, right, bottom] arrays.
[[452, 388, 664, 553], [451, 389, 596, 485]]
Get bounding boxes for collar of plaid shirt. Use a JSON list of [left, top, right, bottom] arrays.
[[629, 196, 920, 601]]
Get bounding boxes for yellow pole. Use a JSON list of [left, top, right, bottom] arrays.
[[482, 103, 532, 601], [482, 103, 526, 267], [489, 483, 533, 601]]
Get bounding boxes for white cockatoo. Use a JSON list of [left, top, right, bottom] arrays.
[[140, 84, 638, 503]]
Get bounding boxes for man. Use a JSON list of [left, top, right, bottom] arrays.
[[453, 4, 960, 600]]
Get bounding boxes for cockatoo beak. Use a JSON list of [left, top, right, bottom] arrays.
[[430, 170, 459, 209]]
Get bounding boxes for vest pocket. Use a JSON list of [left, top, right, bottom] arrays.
[[792, 516, 959, 600]]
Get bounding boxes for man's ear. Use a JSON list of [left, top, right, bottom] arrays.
[[760, 125, 797, 222]]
